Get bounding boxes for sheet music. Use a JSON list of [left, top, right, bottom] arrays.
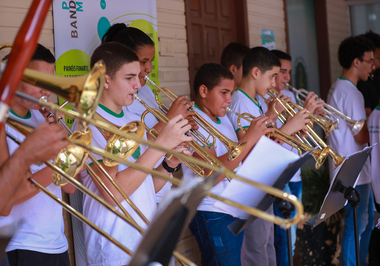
[[214, 136, 299, 219]]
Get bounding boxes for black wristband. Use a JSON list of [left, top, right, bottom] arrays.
[[162, 159, 181, 173]]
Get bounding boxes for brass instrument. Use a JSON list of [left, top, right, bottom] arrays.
[[0, 42, 105, 122], [145, 75, 247, 162], [134, 92, 222, 178], [266, 89, 345, 169], [22, 95, 304, 229], [6, 115, 194, 266], [286, 83, 365, 135], [226, 107, 329, 169], [267, 89, 335, 136]]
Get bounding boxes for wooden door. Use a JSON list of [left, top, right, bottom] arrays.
[[185, 0, 248, 99]]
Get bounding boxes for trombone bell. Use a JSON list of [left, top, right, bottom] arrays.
[[103, 121, 145, 167], [53, 129, 92, 186]]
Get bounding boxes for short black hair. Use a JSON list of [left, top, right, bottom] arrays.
[[338, 35, 375, 69], [102, 23, 154, 52], [193, 63, 234, 97], [362, 30, 380, 49], [373, 68, 380, 99], [271, 49, 292, 61], [221, 42, 250, 69], [31, 43, 55, 63], [91, 42, 139, 78], [242, 46, 281, 77]]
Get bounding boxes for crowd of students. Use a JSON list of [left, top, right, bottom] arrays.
[[0, 23, 379, 266]]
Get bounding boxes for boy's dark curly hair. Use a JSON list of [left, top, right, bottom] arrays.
[[338, 35, 375, 69]]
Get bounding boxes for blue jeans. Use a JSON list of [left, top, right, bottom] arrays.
[[342, 183, 374, 266], [189, 211, 244, 266], [273, 181, 302, 266]]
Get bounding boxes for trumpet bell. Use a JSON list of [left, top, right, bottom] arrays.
[[312, 147, 330, 169], [329, 148, 346, 170], [228, 141, 247, 162], [53, 129, 92, 186], [103, 121, 145, 167], [351, 119, 365, 136]]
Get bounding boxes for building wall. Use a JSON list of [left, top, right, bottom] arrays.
[[247, 0, 287, 51], [326, 0, 351, 83]]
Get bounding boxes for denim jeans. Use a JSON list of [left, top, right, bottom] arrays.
[[273, 181, 302, 266], [7, 250, 69, 266], [342, 183, 374, 266], [189, 211, 244, 266]]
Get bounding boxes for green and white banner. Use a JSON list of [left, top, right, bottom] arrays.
[[52, 0, 159, 126]]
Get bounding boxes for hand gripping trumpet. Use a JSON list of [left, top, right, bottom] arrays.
[[144, 75, 247, 161], [226, 107, 329, 169], [266, 89, 345, 169], [285, 83, 365, 135], [19, 93, 305, 230]]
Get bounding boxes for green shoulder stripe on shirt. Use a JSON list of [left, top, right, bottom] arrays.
[[235, 125, 250, 133], [194, 104, 221, 124], [132, 146, 141, 160], [86, 159, 104, 174], [99, 103, 124, 118], [338, 77, 356, 88], [236, 89, 262, 109], [10, 109, 31, 119], [375, 106, 380, 111]]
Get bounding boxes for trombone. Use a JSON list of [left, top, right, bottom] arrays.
[[266, 89, 345, 169], [0, 43, 104, 122], [6, 117, 194, 266], [18, 92, 304, 229], [145, 75, 247, 162], [226, 107, 329, 169], [285, 83, 365, 135]]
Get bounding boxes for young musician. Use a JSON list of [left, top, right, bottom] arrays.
[[184, 62, 276, 266], [221, 42, 250, 91], [270, 49, 324, 266], [227, 47, 310, 266], [0, 44, 74, 266], [327, 35, 375, 266], [357, 31, 380, 118], [102, 23, 196, 202], [72, 42, 192, 265]]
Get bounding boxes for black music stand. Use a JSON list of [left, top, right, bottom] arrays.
[[227, 149, 314, 236], [129, 171, 220, 266], [306, 146, 373, 266]]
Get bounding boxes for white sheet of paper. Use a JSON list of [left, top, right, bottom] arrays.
[[214, 136, 300, 219]]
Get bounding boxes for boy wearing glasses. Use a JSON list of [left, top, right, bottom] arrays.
[[327, 35, 375, 266]]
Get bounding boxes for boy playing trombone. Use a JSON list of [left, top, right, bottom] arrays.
[[72, 42, 193, 265]]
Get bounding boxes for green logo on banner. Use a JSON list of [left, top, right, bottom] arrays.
[[56, 49, 91, 128]]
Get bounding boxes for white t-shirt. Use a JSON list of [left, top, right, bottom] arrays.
[[0, 109, 68, 254], [181, 105, 240, 213], [327, 78, 371, 185], [72, 104, 157, 266], [125, 84, 170, 202], [369, 106, 380, 204]]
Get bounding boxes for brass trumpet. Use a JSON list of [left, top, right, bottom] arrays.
[[266, 89, 345, 169], [145, 75, 247, 162], [267, 89, 336, 136], [285, 83, 365, 135], [226, 107, 329, 169]]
